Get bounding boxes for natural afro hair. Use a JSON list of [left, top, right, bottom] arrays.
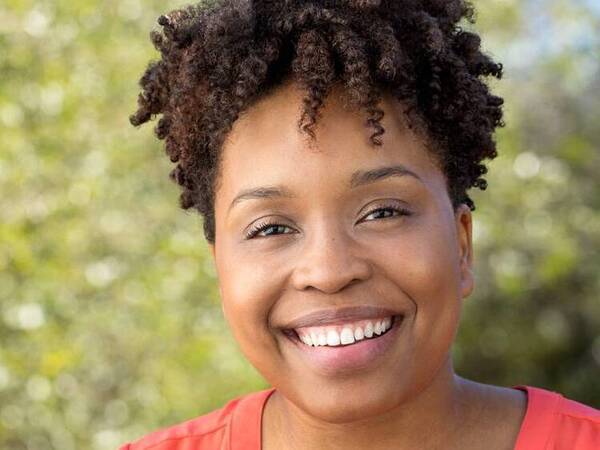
[[130, 0, 504, 244]]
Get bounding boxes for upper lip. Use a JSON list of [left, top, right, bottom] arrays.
[[282, 305, 401, 330]]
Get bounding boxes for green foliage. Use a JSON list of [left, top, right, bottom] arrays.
[[455, 0, 600, 404], [0, 0, 598, 449]]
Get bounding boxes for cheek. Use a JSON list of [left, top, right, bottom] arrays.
[[380, 217, 461, 291], [217, 246, 282, 358], [379, 221, 462, 351]]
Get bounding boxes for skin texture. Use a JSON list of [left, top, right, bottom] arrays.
[[208, 79, 525, 450]]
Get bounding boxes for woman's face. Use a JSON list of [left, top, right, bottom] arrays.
[[209, 79, 474, 422]]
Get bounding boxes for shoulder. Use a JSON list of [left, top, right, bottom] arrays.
[[118, 388, 275, 450], [513, 385, 600, 450], [552, 389, 600, 448], [118, 399, 236, 450]]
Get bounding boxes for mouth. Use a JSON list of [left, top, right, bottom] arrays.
[[282, 314, 400, 347], [280, 314, 404, 375]]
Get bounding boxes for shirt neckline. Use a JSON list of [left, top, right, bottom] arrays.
[[230, 387, 276, 450], [238, 385, 561, 450]]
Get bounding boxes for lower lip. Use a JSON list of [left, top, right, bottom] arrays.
[[284, 315, 404, 376]]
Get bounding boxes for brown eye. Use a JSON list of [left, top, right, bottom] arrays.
[[360, 204, 412, 223], [244, 221, 294, 240], [244, 203, 412, 240]]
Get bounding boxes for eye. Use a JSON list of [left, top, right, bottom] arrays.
[[244, 220, 294, 240], [244, 203, 412, 240], [359, 203, 413, 223]]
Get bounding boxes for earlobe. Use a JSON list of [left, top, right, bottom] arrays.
[[456, 204, 474, 299], [461, 266, 474, 299]]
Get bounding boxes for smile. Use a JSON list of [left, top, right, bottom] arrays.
[[282, 314, 404, 375], [294, 316, 395, 347]]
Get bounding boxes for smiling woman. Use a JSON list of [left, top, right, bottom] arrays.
[[210, 82, 475, 430], [122, 0, 600, 449]]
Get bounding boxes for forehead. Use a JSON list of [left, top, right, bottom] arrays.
[[215, 79, 445, 206]]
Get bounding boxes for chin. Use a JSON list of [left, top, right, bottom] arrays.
[[289, 377, 409, 424]]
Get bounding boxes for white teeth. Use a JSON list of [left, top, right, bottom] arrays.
[[364, 322, 374, 338], [318, 334, 327, 346], [326, 330, 341, 346], [340, 328, 355, 345], [354, 326, 364, 341], [374, 321, 382, 335], [294, 315, 396, 347], [310, 331, 318, 346], [383, 317, 392, 330]]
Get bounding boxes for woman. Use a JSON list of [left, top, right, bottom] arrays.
[[121, 0, 600, 448]]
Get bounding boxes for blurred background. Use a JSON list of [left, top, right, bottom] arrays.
[[0, 0, 599, 449]]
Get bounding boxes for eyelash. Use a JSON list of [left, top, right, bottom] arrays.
[[244, 204, 413, 240]]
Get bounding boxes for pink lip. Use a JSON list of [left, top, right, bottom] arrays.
[[284, 314, 404, 376], [281, 305, 401, 329]]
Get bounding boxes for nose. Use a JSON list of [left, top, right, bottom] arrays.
[[290, 224, 373, 294]]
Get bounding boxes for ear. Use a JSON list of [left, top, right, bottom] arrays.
[[455, 204, 474, 300]]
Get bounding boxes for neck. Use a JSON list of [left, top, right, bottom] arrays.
[[264, 357, 474, 450]]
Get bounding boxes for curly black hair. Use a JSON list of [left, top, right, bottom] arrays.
[[130, 0, 504, 244]]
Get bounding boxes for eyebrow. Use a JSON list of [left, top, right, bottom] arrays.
[[228, 164, 423, 213]]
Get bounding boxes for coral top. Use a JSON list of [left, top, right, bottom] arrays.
[[119, 385, 600, 450]]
